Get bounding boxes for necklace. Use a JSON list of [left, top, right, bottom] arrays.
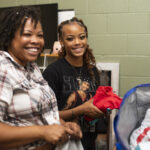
[[73, 66, 83, 88], [64, 58, 83, 88]]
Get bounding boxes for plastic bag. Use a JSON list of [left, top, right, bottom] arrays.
[[135, 142, 150, 150], [130, 108, 150, 150], [55, 140, 84, 150]]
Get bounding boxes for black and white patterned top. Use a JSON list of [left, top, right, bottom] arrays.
[[0, 51, 59, 150]]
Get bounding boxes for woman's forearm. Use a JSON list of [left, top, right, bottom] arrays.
[[0, 122, 71, 149], [59, 105, 84, 121], [59, 99, 103, 121], [0, 122, 42, 149]]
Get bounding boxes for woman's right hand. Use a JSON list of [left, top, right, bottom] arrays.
[[80, 99, 103, 119], [40, 124, 73, 145]]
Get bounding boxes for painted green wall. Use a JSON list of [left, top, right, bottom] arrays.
[[1, 0, 150, 97]]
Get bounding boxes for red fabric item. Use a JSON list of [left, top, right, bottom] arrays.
[[93, 86, 122, 112], [85, 86, 122, 121]]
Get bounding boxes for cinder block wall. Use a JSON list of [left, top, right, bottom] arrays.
[[1, 0, 150, 97]]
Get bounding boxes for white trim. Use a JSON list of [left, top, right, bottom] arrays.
[[96, 62, 119, 95], [58, 9, 75, 25]]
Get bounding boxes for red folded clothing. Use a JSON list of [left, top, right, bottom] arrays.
[[85, 86, 122, 121], [93, 86, 122, 112]]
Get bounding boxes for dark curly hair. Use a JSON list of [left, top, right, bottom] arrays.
[[0, 6, 41, 51], [58, 17, 99, 80]]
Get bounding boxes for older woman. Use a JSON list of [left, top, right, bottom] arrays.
[[0, 6, 82, 150]]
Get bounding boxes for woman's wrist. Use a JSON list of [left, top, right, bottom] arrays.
[[72, 105, 84, 117], [71, 109, 76, 119], [36, 125, 47, 140]]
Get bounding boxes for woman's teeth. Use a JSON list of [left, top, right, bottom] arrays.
[[27, 48, 38, 52]]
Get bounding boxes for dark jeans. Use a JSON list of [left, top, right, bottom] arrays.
[[81, 132, 97, 150]]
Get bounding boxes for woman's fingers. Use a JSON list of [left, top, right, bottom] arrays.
[[65, 122, 82, 139]]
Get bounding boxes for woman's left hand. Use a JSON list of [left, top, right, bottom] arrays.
[[64, 122, 82, 140]]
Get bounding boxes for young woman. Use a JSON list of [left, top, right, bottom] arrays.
[[43, 17, 105, 150], [0, 6, 82, 150]]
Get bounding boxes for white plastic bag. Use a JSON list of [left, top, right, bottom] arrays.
[[55, 140, 84, 150], [135, 142, 150, 150], [130, 108, 150, 150]]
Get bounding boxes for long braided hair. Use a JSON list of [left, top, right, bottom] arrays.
[[58, 17, 99, 81], [0, 6, 41, 52]]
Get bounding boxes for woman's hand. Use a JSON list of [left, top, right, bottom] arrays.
[[64, 122, 82, 140], [80, 99, 103, 118], [40, 124, 72, 145]]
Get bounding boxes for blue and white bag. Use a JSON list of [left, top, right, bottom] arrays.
[[114, 84, 150, 150]]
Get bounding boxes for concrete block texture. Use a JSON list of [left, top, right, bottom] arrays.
[[108, 13, 150, 34], [120, 77, 150, 97], [77, 14, 107, 34], [88, 0, 128, 13], [95, 56, 150, 77], [0, 0, 18, 7], [88, 35, 127, 55], [1, 0, 150, 97], [127, 35, 150, 55], [129, 0, 150, 12], [59, 0, 88, 14]]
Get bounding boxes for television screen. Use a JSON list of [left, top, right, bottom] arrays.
[[0, 3, 58, 51], [39, 4, 58, 50]]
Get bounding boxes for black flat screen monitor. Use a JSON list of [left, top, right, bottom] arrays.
[[0, 3, 58, 50]]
